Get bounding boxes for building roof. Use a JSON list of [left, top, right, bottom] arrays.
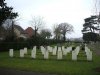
[[14, 25, 25, 34], [25, 27, 35, 37]]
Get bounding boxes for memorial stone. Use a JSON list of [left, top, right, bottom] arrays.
[[52, 46, 57, 55], [20, 49, 24, 58], [24, 47, 27, 54], [9, 49, 14, 57], [44, 47, 49, 59], [31, 46, 36, 59], [57, 47, 62, 60]]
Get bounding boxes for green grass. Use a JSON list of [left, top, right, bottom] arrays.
[[0, 48, 100, 75]]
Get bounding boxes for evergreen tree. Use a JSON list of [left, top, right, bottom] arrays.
[[0, 0, 18, 26], [82, 15, 100, 42], [82, 15, 100, 33]]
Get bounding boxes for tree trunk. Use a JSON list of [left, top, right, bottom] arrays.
[[34, 26, 37, 37], [34, 29, 37, 37], [63, 33, 66, 42], [12, 21, 14, 41]]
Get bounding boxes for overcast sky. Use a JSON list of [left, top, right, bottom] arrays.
[[6, 0, 94, 38]]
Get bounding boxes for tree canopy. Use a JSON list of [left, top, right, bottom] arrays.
[[82, 15, 100, 33], [58, 23, 73, 41], [53, 23, 73, 41], [40, 29, 52, 39], [83, 32, 99, 42], [82, 15, 100, 42], [30, 16, 45, 37], [0, 0, 18, 26]]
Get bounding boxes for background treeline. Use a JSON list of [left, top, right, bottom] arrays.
[[0, 35, 83, 52], [0, 37, 64, 51]]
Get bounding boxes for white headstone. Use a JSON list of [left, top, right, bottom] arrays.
[[86, 51, 92, 61], [52, 46, 57, 55], [47, 46, 52, 52], [75, 46, 80, 55], [57, 47, 62, 60], [72, 51, 77, 61], [44, 48, 49, 59], [66, 46, 72, 53], [9, 49, 14, 57], [63, 47, 71, 55], [85, 46, 92, 61], [20, 49, 24, 58], [63, 48, 68, 55], [24, 47, 27, 54], [40, 46, 45, 55], [62, 46, 66, 55], [31, 46, 36, 59], [85, 46, 90, 53], [62, 46, 65, 50]]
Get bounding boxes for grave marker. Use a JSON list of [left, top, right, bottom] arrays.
[[76, 46, 80, 55], [20, 49, 24, 58], [31, 46, 36, 59], [62, 46, 66, 55], [47, 46, 52, 52], [44, 47, 49, 59], [24, 47, 27, 54], [52, 46, 57, 55], [72, 50, 77, 61], [9, 49, 14, 57], [57, 47, 62, 60], [85, 46, 92, 61], [41, 46, 45, 55]]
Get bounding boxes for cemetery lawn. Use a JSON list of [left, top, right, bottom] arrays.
[[0, 49, 100, 75]]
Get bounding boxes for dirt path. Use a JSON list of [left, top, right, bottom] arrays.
[[0, 68, 57, 75]]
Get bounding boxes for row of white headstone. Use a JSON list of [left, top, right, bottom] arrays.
[[9, 46, 37, 58], [40, 46, 72, 56], [9, 47, 28, 58], [40, 46, 72, 60], [9, 45, 92, 61]]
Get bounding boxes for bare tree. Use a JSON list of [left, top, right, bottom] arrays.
[[53, 24, 62, 40], [58, 23, 73, 41], [40, 29, 52, 39], [30, 16, 45, 37], [1, 18, 22, 41]]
